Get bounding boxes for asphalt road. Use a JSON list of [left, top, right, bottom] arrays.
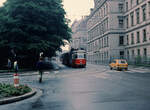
[[0, 63, 150, 110]]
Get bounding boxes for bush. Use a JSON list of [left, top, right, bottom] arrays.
[[0, 83, 31, 99]]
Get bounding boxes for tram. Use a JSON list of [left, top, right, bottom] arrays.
[[61, 48, 86, 68]]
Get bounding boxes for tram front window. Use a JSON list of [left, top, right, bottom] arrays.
[[77, 53, 85, 59]]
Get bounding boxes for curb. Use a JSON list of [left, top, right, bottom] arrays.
[[0, 88, 36, 105]]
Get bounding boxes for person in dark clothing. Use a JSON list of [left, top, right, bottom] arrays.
[[36, 57, 45, 83], [7, 59, 11, 72]]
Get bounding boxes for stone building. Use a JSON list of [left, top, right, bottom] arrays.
[[71, 17, 88, 50], [124, 0, 150, 64], [87, 0, 125, 64], [86, 0, 150, 64]]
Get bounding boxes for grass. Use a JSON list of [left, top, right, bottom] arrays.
[[0, 83, 31, 99]]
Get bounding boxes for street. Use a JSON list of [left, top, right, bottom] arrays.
[[0, 63, 150, 110]]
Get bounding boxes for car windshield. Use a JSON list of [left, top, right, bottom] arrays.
[[118, 60, 126, 64]]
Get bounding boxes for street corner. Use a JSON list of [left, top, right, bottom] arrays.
[[0, 87, 37, 105]]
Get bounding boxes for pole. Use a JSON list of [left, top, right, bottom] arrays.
[[13, 61, 19, 87]]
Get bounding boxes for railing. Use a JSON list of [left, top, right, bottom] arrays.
[[87, 54, 150, 66], [127, 55, 150, 65]]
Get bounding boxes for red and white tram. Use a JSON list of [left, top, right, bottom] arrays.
[[71, 49, 86, 68]]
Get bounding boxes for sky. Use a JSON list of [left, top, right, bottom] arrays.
[[63, 0, 94, 24], [0, 0, 5, 6]]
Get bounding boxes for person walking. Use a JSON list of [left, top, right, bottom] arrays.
[[7, 59, 11, 72], [36, 57, 45, 83]]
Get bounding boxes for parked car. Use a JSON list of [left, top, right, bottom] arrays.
[[109, 59, 128, 71]]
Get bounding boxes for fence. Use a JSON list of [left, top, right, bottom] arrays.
[[87, 54, 150, 66], [127, 55, 150, 65]]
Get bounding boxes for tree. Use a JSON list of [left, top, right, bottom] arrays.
[[0, 0, 71, 68]]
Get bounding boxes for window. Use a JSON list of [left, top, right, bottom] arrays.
[[127, 35, 129, 45], [118, 16, 124, 28], [130, 0, 133, 8], [106, 3, 108, 14], [136, 9, 140, 24], [143, 29, 147, 42], [118, 3, 124, 12], [120, 51, 124, 59], [126, 16, 129, 28], [132, 50, 135, 58], [127, 50, 130, 59], [103, 22, 106, 32], [137, 49, 140, 56], [107, 51, 108, 58], [126, 2, 128, 11], [142, 5, 146, 21], [77, 53, 85, 59], [113, 60, 116, 63], [102, 24, 104, 34], [136, 31, 140, 43], [136, 0, 139, 5], [106, 19, 108, 30], [99, 40, 101, 49], [107, 37, 109, 47], [130, 12, 134, 26], [104, 38, 106, 47], [102, 38, 103, 48], [104, 7, 106, 16], [119, 36, 124, 45], [149, 2, 150, 18], [118, 60, 126, 64], [143, 48, 147, 57], [131, 33, 134, 44]]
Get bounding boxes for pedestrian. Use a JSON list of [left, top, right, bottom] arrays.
[[7, 59, 11, 72], [36, 57, 45, 83]]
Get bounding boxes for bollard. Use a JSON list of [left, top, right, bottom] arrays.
[[14, 73, 19, 87]]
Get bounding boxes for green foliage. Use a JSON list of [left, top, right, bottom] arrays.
[[0, 0, 71, 68], [0, 83, 31, 98]]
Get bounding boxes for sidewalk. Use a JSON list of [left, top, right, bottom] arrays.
[[128, 65, 150, 70], [127, 65, 150, 73]]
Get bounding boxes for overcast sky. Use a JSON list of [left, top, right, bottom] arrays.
[[0, 0, 5, 6], [63, 0, 94, 24], [0, 0, 94, 25]]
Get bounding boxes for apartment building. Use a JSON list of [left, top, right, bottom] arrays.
[[87, 0, 125, 64], [71, 17, 88, 50], [125, 0, 150, 63], [86, 0, 150, 64]]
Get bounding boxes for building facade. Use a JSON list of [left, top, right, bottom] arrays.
[[86, 0, 150, 64], [124, 0, 150, 64], [71, 17, 88, 50]]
